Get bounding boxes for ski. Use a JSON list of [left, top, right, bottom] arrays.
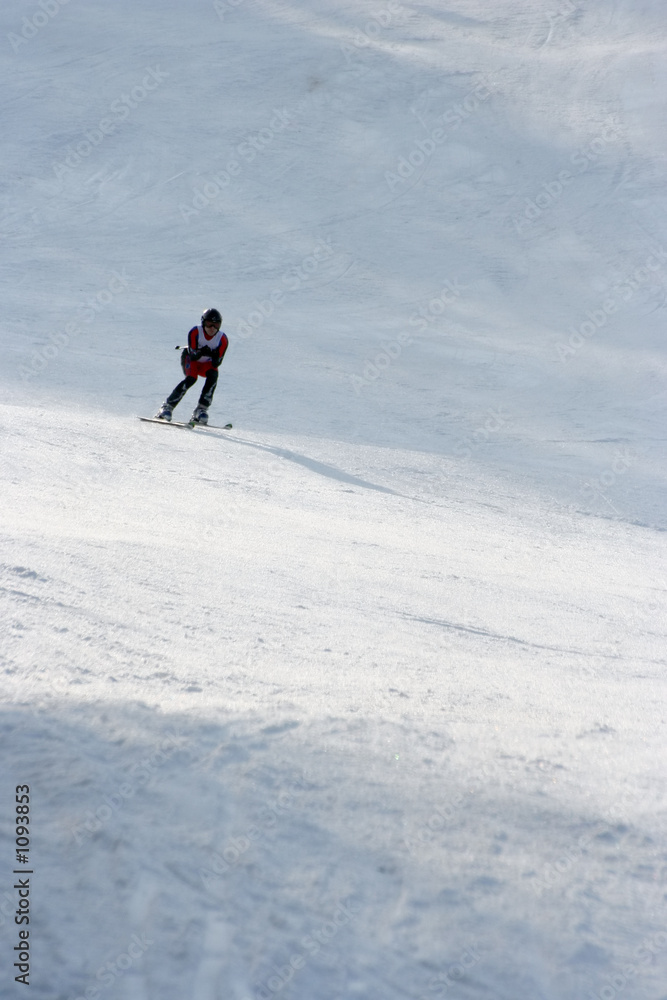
[[139, 417, 232, 430]]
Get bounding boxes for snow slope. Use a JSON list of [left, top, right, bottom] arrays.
[[1, 1, 666, 998]]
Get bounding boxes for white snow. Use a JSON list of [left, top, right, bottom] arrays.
[[1, 1, 666, 998]]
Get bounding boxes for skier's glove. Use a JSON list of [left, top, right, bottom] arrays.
[[199, 346, 213, 358]]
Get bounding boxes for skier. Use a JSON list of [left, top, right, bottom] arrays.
[[155, 308, 228, 425]]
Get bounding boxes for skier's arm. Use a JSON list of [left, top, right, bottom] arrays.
[[187, 326, 202, 359], [211, 334, 229, 368]]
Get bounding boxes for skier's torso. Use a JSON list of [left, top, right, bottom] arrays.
[[188, 324, 227, 355]]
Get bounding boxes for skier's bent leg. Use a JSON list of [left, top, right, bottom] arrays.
[[198, 370, 218, 409], [166, 376, 197, 409]]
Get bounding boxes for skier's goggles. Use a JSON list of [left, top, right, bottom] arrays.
[[203, 321, 221, 330]]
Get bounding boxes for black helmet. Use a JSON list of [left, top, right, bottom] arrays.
[[201, 307, 222, 327]]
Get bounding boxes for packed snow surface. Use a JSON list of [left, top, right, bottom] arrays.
[[1, 1, 666, 998]]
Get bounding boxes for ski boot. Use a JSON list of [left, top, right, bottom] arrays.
[[155, 402, 173, 422], [190, 405, 209, 426]]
